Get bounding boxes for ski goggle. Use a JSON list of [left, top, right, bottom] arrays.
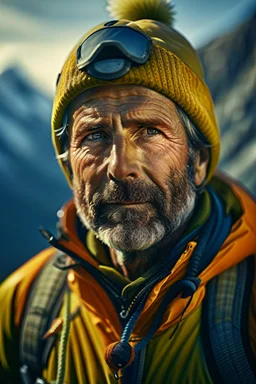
[[76, 25, 152, 80]]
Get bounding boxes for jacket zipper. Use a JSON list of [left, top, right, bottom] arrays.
[[119, 245, 190, 319], [40, 229, 194, 384], [40, 228, 191, 323], [40, 228, 129, 318]]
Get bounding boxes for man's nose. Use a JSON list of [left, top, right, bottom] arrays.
[[107, 138, 140, 181]]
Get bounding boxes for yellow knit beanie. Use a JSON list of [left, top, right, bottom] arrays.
[[52, 0, 220, 186]]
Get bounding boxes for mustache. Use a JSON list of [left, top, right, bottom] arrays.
[[91, 180, 165, 207]]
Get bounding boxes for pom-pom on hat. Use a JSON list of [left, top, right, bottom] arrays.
[[52, 0, 220, 186]]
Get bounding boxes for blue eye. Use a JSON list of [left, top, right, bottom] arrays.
[[83, 131, 105, 142], [146, 128, 160, 136]]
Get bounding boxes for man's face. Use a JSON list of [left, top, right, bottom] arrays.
[[69, 85, 196, 252]]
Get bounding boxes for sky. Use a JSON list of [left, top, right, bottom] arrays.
[[0, 0, 255, 94]]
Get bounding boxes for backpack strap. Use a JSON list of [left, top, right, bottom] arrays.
[[203, 256, 256, 384], [19, 251, 68, 383]]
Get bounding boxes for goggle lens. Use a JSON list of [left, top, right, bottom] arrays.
[[77, 26, 152, 69]]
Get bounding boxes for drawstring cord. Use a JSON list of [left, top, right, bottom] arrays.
[[104, 276, 200, 378], [104, 188, 224, 378], [41, 187, 231, 382], [51, 288, 71, 384]]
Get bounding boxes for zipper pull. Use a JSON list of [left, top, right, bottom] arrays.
[[119, 298, 129, 319], [119, 294, 141, 319], [120, 309, 129, 319]]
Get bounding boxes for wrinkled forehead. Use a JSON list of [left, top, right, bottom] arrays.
[[68, 84, 177, 119]]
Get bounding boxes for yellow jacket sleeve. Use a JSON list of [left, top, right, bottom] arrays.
[[0, 248, 56, 383], [0, 276, 20, 383]]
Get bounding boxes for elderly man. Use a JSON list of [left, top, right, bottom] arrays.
[[1, 0, 256, 383]]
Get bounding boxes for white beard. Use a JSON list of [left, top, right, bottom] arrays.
[[74, 185, 196, 253]]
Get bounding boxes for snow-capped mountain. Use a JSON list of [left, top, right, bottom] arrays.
[[0, 67, 71, 279], [198, 10, 256, 194]]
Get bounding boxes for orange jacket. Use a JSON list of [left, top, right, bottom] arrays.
[[0, 174, 256, 383]]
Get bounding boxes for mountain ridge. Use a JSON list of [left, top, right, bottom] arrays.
[[198, 10, 256, 193]]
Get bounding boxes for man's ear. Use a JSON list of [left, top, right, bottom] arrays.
[[193, 148, 209, 187]]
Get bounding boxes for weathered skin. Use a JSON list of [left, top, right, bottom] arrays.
[[68, 85, 209, 279]]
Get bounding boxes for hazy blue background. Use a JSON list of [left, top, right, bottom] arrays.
[[0, 0, 255, 280], [1, 0, 255, 94]]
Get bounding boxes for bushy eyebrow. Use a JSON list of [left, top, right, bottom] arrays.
[[72, 109, 180, 138], [72, 115, 107, 137], [120, 104, 180, 129], [122, 117, 169, 128], [122, 113, 181, 134]]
